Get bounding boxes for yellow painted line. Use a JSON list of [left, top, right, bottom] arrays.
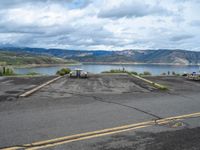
[[21, 120, 154, 148], [1, 148, 22, 150], [27, 125, 150, 150], [19, 76, 62, 97], [3, 112, 200, 150], [158, 112, 200, 122]]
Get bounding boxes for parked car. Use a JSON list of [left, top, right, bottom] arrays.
[[186, 72, 200, 80], [80, 71, 88, 78], [69, 69, 88, 78]]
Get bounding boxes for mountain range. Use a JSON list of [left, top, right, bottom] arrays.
[[0, 47, 200, 65]]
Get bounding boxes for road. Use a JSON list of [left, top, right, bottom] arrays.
[[0, 74, 200, 150]]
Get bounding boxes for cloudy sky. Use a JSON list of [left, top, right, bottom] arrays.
[[0, 0, 200, 50]]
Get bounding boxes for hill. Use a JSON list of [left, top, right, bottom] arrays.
[[0, 51, 75, 66], [1, 47, 200, 65]]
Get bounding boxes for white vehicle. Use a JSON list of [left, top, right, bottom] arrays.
[[69, 69, 88, 78], [187, 72, 200, 80], [80, 71, 88, 78]]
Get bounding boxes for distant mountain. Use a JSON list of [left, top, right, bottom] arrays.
[[0, 47, 200, 65]]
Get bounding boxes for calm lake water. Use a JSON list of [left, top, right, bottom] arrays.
[[14, 64, 200, 75]]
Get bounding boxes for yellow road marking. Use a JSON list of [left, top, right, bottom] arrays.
[[3, 112, 200, 150], [27, 125, 150, 150]]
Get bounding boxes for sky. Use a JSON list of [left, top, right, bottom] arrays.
[[0, 0, 200, 50]]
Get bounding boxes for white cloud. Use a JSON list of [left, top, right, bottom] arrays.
[[0, 0, 199, 50], [98, 0, 172, 19]]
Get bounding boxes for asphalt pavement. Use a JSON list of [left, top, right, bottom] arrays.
[[0, 74, 200, 150]]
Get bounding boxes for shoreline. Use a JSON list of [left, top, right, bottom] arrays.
[[1, 62, 200, 69], [10, 63, 81, 68], [82, 62, 200, 66]]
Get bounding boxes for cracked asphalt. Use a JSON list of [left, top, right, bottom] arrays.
[[0, 74, 200, 150]]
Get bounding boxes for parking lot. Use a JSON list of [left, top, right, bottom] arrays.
[[1, 74, 200, 150]]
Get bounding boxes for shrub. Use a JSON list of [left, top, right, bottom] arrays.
[[0, 69, 3, 76], [139, 73, 144, 76], [131, 71, 138, 75], [57, 70, 65, 76], [143, 71, 151, 76], [0, 66, 14, 76], [102, 69, 127, 73], [56, 68, 71, 76], [26, 72, 40, 76]]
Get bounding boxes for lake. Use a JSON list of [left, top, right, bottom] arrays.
[[14, 64, 200, 75]]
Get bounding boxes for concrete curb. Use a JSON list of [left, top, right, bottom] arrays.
[[19, 76, 62, 97], [128, 73, 168, 90]]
